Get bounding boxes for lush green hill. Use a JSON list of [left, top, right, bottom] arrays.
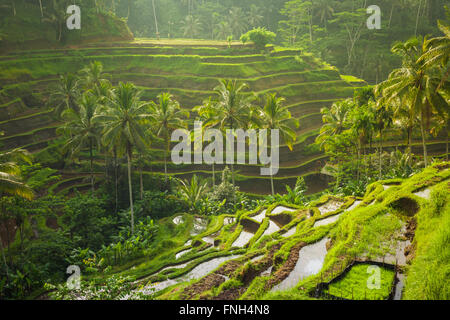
[[0, 1, 133, 52], [1, 37, 447, 196], [0, 38, 370, 195]]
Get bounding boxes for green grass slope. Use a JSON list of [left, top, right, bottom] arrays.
[[0, 2, 133, 52]]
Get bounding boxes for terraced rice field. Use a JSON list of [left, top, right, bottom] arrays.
[[0, 40, 365, 195]]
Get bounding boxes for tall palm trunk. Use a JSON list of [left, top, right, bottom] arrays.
[[114, 148, 118, 213], [139, 155, 144, 200], [231, 163, 235, 187], [0, 233, 8, 279], [379, 129, 383, 179], [164, 136, 169, 184], [415, 0, 422, 36], [270, 174, 275, 196], [212, 163, 215, 186], [228, 120, 236, 188], [269, 138, 275, 195], [38, 0, 43, 17], [356, 141, 361, 182], [420, 112, 428, 167], [126, 146, 135, 234], [407, 124, 413, 165], [152, 0, 160, 39], [446, 121, 449, 162], [90, 139, 94, 194]]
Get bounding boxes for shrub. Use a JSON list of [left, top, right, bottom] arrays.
[[62, 193, 116, 251], [241, 28, 276, 50], [135, 191, 186, 220], [240, 34, 249, 45]]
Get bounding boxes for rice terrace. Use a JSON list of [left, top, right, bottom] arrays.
[[0, 0, 448, 304]]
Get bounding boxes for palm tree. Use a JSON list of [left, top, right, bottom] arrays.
[[211, 79, 257, 187], [315, 99, 352, 186], [314, 0, 334, 28], [0, 147, 33, 278], [43, 0, 70, 42], [93, 82, 151, 234], [377, 38, 444, 167], [79, 61, 111, 93], [181, 15, 202, 38], [215, 21, 232, 40], [350, 103, 375, 181], [38, 0, 43, 17], [152, 0, 160, 39], [227, 7, 247, 39], [419, 20, 450, 91], [48, 73, 80, 117], [373, 103, 394, 179], [149, 93, 189, 184], [58, 93, 101, 194], [0, 149, 33, 200], [259, 93, 299, 195], [248, 5, 264, 28], [194, 97, 219, 185], [316, 99, 351, 151]]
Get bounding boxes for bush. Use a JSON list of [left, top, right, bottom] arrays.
[[240, 34, 249, 45], [135, 191, 187, 220], [62, 193, 116, 251], [241, 28, 276, 50]]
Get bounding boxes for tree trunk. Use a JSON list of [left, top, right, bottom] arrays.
[[368, 138, 372, 176], [114, 148, 118, 213], [164, 138, 168, 184], [212, 163, 215, 186], [11, 0, 16, 16], [38, 0, 43, 17], [407, 125, 413, 165], [58, 22, 62, 42], [231, 163, 235, 187], [388, 3, 394, 28], [447, 121, 449, 162], [90, 140, 94, 194], [420, 113, 428, 167], [415, 0, 422, 36], [140, 163, 144, 200], [152, 0, 160, 39], [357, 141, 361, 182], [270, 174, 275, 196], [127, 147, 135, 234], [0, 233, 8, 279], [379, 129, 383, 180]]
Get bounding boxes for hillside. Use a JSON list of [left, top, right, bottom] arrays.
[[45, 162, 450, 300], [0, 39, 371, 196], [0, 1, 133, 52]]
